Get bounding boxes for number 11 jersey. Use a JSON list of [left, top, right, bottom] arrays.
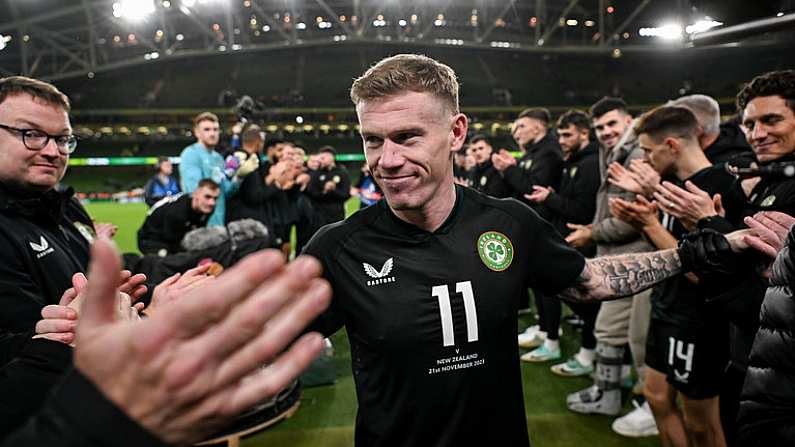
[[304, 185, 585, 447]]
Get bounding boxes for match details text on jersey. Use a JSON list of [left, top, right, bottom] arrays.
[[428, 352, 486, 375]]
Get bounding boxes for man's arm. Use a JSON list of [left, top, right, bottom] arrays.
[[558, 249, 682, 302]]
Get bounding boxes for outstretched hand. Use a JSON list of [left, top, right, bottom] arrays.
[[74, 239, 330, 445]]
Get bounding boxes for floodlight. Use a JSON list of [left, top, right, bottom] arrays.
[[112, 0, 156, 21], [638, 23, 683, 40], [685, 19, 722, 34]]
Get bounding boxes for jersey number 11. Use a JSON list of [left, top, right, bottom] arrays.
[[432, 281, 479, 347]]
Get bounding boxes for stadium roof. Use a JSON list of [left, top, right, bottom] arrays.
[[0, 0, 793, 81]]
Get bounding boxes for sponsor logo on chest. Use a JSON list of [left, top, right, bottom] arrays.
[[362, 257, 396, 286], [29, 236, 55, 259]]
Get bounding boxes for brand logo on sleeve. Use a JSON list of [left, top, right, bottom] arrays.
[[363, 257, 396, 286], [477, 231, 514, 271], [30, 236, 55, 259]]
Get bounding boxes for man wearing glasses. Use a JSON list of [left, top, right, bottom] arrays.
[[0, 76, 91, 370]]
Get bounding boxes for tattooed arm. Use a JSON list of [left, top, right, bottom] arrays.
[[558, 249, 682, 302]]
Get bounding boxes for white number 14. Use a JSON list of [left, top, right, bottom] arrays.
[[432, 281, 479, 347]]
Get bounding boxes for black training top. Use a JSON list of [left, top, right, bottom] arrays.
[[651, 165, 738, 327], [304, 184, 585, 447], [136, 193, 209, 254]]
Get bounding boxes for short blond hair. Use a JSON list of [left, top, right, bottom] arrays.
[[350, 54, 459, 114], [193, 111, 219, 127]]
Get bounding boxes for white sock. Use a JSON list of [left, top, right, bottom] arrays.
[[544, 338, 559, 351], [536, 330, 547, 339], [576, 348, 595, 366]]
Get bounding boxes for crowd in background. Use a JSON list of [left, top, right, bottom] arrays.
[[136, 69, 795, 447]]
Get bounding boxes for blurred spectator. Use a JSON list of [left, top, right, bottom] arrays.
[[469, 135, 512, 198], [143, 157, 180, 207], [612, 106, 738, 443], [453, 150, 470, 186], [225, 125, 267, 225], [669, 94, 752, 166], [179, 112, 257, 227], [351, 164, 382, 208], [492, 107, 563, 204], [137, 179, 219, 256], [565, 97, 655, 435], [306, 146, 351, 227], [522, 110, 601, 377]]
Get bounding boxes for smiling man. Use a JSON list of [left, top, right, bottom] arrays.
[[302, 55, 691, 446], [0, 77, 95, 365]]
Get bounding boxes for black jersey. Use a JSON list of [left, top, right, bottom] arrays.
[[651, 165, 737, 326], [304, 185, 585, 447], [136, 193, 209, 255]]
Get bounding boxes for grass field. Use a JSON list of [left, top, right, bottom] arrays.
[[83, 200, 661, 447]]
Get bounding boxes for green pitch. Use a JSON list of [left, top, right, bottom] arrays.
[[84, 200, 660, 447]]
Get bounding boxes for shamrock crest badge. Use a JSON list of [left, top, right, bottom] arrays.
[[477, 231, 514, 271]]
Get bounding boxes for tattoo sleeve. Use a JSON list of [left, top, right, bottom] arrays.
[[558, 248, 682, 302]]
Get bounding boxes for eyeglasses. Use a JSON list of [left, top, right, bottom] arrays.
[[0, 123, 78, 154]]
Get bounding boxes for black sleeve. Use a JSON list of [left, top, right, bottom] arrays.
[[301, 227, 346, 337], [527, 149, 563, 190], [325, 169, 352, 202], [0, 330, 34, 368], [0, 340, 71, 437], [502, 164, 530, 195], [0, 236, 46, 366], [304, 171, 325, 200], [544, 159, 599, 225], [502, 150, 563, 195], [1, 370, 169, 447], [236, 165, 281, 205], [520, 205, 587, 295]]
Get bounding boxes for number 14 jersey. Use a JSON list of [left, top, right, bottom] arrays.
[[304, 185, 585, 447]]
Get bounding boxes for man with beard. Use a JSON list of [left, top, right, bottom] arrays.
[[522, 110, 601, 374], [564, 98, 655, 435]]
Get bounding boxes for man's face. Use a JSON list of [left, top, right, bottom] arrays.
[[318, 152, 335, 168], [593, 109, 632, 150], [0, 93, 71, 192], [159, 160, 173, 176], [557, 124, 589, 154], [307, 155, 320, 170], [512, 117, 542, 146], [194, 119, 220, 148], [638, 133, 676, 176], [357, 91, 466, 212], [192, 186, 220, 214], [468, 140, 493, 164], [742, 95, 795, 163], [292, 148, 306, 166]]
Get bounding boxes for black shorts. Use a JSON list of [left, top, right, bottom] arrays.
[[645, 318, 728, 399]]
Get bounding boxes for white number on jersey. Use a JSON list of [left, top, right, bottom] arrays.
[[431, 281, 479, 347]]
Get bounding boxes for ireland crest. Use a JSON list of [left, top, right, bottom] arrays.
[[477, 231, 514, 271]]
